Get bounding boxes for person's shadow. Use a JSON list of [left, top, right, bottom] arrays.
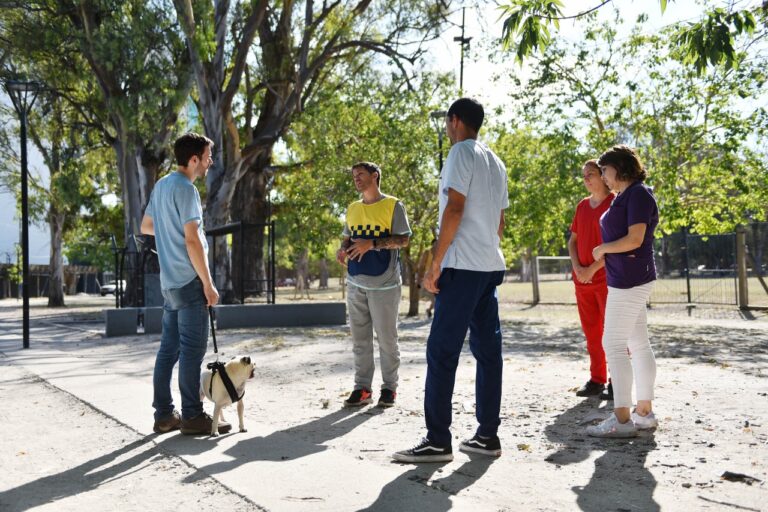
[[0, 407, 380, 511], [544, 399, 659, 511], [358, 456, 496, 512], [173, 406, 382, 481], [573, 437, 658, 512]]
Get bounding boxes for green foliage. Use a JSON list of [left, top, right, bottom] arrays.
[[276, 71, 453, 269], [499, 0, 763, 74], [500, 0, 562, 64], [490, 127, 585, 259], [61, 147, 123, 268], [498, 14, 768, 248], [672, 8, 756, 74]]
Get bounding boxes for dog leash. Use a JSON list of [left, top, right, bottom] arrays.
[[206, 306, 244, 403], [208, 306, 219, 360]]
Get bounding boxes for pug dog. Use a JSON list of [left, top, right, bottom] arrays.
[[200, 355, 255, 437]]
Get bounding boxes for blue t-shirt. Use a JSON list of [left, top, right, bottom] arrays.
[[599, 181, 659, 289], [145, 172, 208, 290]]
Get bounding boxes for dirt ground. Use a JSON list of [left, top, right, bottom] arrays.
[[0, 295, 766, 511]]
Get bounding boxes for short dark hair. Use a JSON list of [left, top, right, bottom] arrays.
[[351, 161, 381, 186], [174, 132, 213, 167], [597, 145, 647, 183], [447, 98, 484, 133]]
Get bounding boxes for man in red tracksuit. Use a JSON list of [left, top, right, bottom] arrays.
[[568, 159, 615, 399]]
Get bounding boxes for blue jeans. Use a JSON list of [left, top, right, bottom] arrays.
[[153, 277, 208, 421], [425, 268, 505, 447]]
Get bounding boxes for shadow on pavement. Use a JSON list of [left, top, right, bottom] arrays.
[[0, 408, 378, 511], [544, 398, 659, 511], [358, 455, 496, 512], [172, 407, 382, 481], [0, 435, 203, 512]]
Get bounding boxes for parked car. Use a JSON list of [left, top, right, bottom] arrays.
[[100, 280, 126, 296]]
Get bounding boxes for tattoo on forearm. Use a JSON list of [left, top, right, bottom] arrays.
[[375, 235, 409, 249]]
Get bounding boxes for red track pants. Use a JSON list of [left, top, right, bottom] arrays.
[[575, 283, 608, 384]]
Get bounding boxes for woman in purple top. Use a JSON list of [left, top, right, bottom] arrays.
[[586, 145, 660, 438]]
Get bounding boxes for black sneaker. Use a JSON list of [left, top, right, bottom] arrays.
[[600, 382, 614, 401], [392, 438, 453, 463], [459, 434, 502, 457], [343, 388, 373, 408], [575, 380, 605, 397], [378, 389, 396, 408]]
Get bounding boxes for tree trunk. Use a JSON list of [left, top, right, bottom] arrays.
[[318, 258, 329, 289], [521, 251, 532, 282], [231, 157, 270, 302], [113, 131, 156, 306], [47, 206, 65, 307], [402, 247, 420, 317], [294, 248, 310, 299]]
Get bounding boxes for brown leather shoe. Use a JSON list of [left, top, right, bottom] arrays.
[[153, 410, 181, 434], [180, 412, 232, 435]]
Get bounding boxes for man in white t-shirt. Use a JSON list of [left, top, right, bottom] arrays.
[[394, 98, 508, 463]]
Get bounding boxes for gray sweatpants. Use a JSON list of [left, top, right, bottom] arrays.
[[346, 283, 401, 392]]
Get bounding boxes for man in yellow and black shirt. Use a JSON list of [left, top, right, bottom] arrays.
[[336, 162, 411, 408]]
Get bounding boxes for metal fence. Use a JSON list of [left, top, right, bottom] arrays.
[[500, 222, 768, 308]]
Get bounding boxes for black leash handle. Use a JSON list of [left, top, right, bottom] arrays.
[[208, 306, 218, 354]]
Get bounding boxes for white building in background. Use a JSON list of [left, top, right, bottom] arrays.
[[0, 146, 49, 265]]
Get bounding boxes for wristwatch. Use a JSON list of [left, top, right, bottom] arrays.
[[372, 239, 377, 249]]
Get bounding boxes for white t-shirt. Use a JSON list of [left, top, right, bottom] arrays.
[[438, 139, 508, 272]]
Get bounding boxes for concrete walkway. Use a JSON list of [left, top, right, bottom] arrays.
[[0, 299, 766, 511]]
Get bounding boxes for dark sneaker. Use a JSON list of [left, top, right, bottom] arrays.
[[459, 434, 502, 457], [344, 388, 373, 408], [153, 410, 181, 434], [180, 412, 232, 435], [378, 389, 396, 408], [575, 380, 605, 397], [600, 382, 614, 401], [392, 438, 453, 463]]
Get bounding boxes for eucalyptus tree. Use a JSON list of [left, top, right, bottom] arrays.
[[1, 0, 194, 304], [173, 0, 454, 301]]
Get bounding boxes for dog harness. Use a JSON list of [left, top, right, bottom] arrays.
[[206, 361, 245, 403]]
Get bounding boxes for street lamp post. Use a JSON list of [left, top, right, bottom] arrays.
[[429, 110, 447, 171], [110, 234, 120, 309], [4, 79, 42, 349]]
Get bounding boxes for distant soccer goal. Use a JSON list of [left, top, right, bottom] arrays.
[[534, 256, 576, 304], [535, 256, 573, 282]]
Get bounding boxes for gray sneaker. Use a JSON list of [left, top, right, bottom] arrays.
[[631, 411, 658, 429], [586, 413, 638, 438]]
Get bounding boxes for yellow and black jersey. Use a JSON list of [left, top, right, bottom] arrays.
[[346, 196, 398, 277]]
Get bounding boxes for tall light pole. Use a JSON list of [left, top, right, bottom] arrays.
[[429, 110, 447, 171], [453, 7, 472, 94], [4, 79, 42, 349]]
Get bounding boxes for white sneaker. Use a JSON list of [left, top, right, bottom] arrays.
[[631, 411, 658, 429], [586, 413, 638, 438]]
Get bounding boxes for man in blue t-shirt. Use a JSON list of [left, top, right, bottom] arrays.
[[393, 98, 509, 463], [141, 132, 227, 436]]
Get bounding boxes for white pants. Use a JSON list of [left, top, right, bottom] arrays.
[[603, 282, 656, 408]]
